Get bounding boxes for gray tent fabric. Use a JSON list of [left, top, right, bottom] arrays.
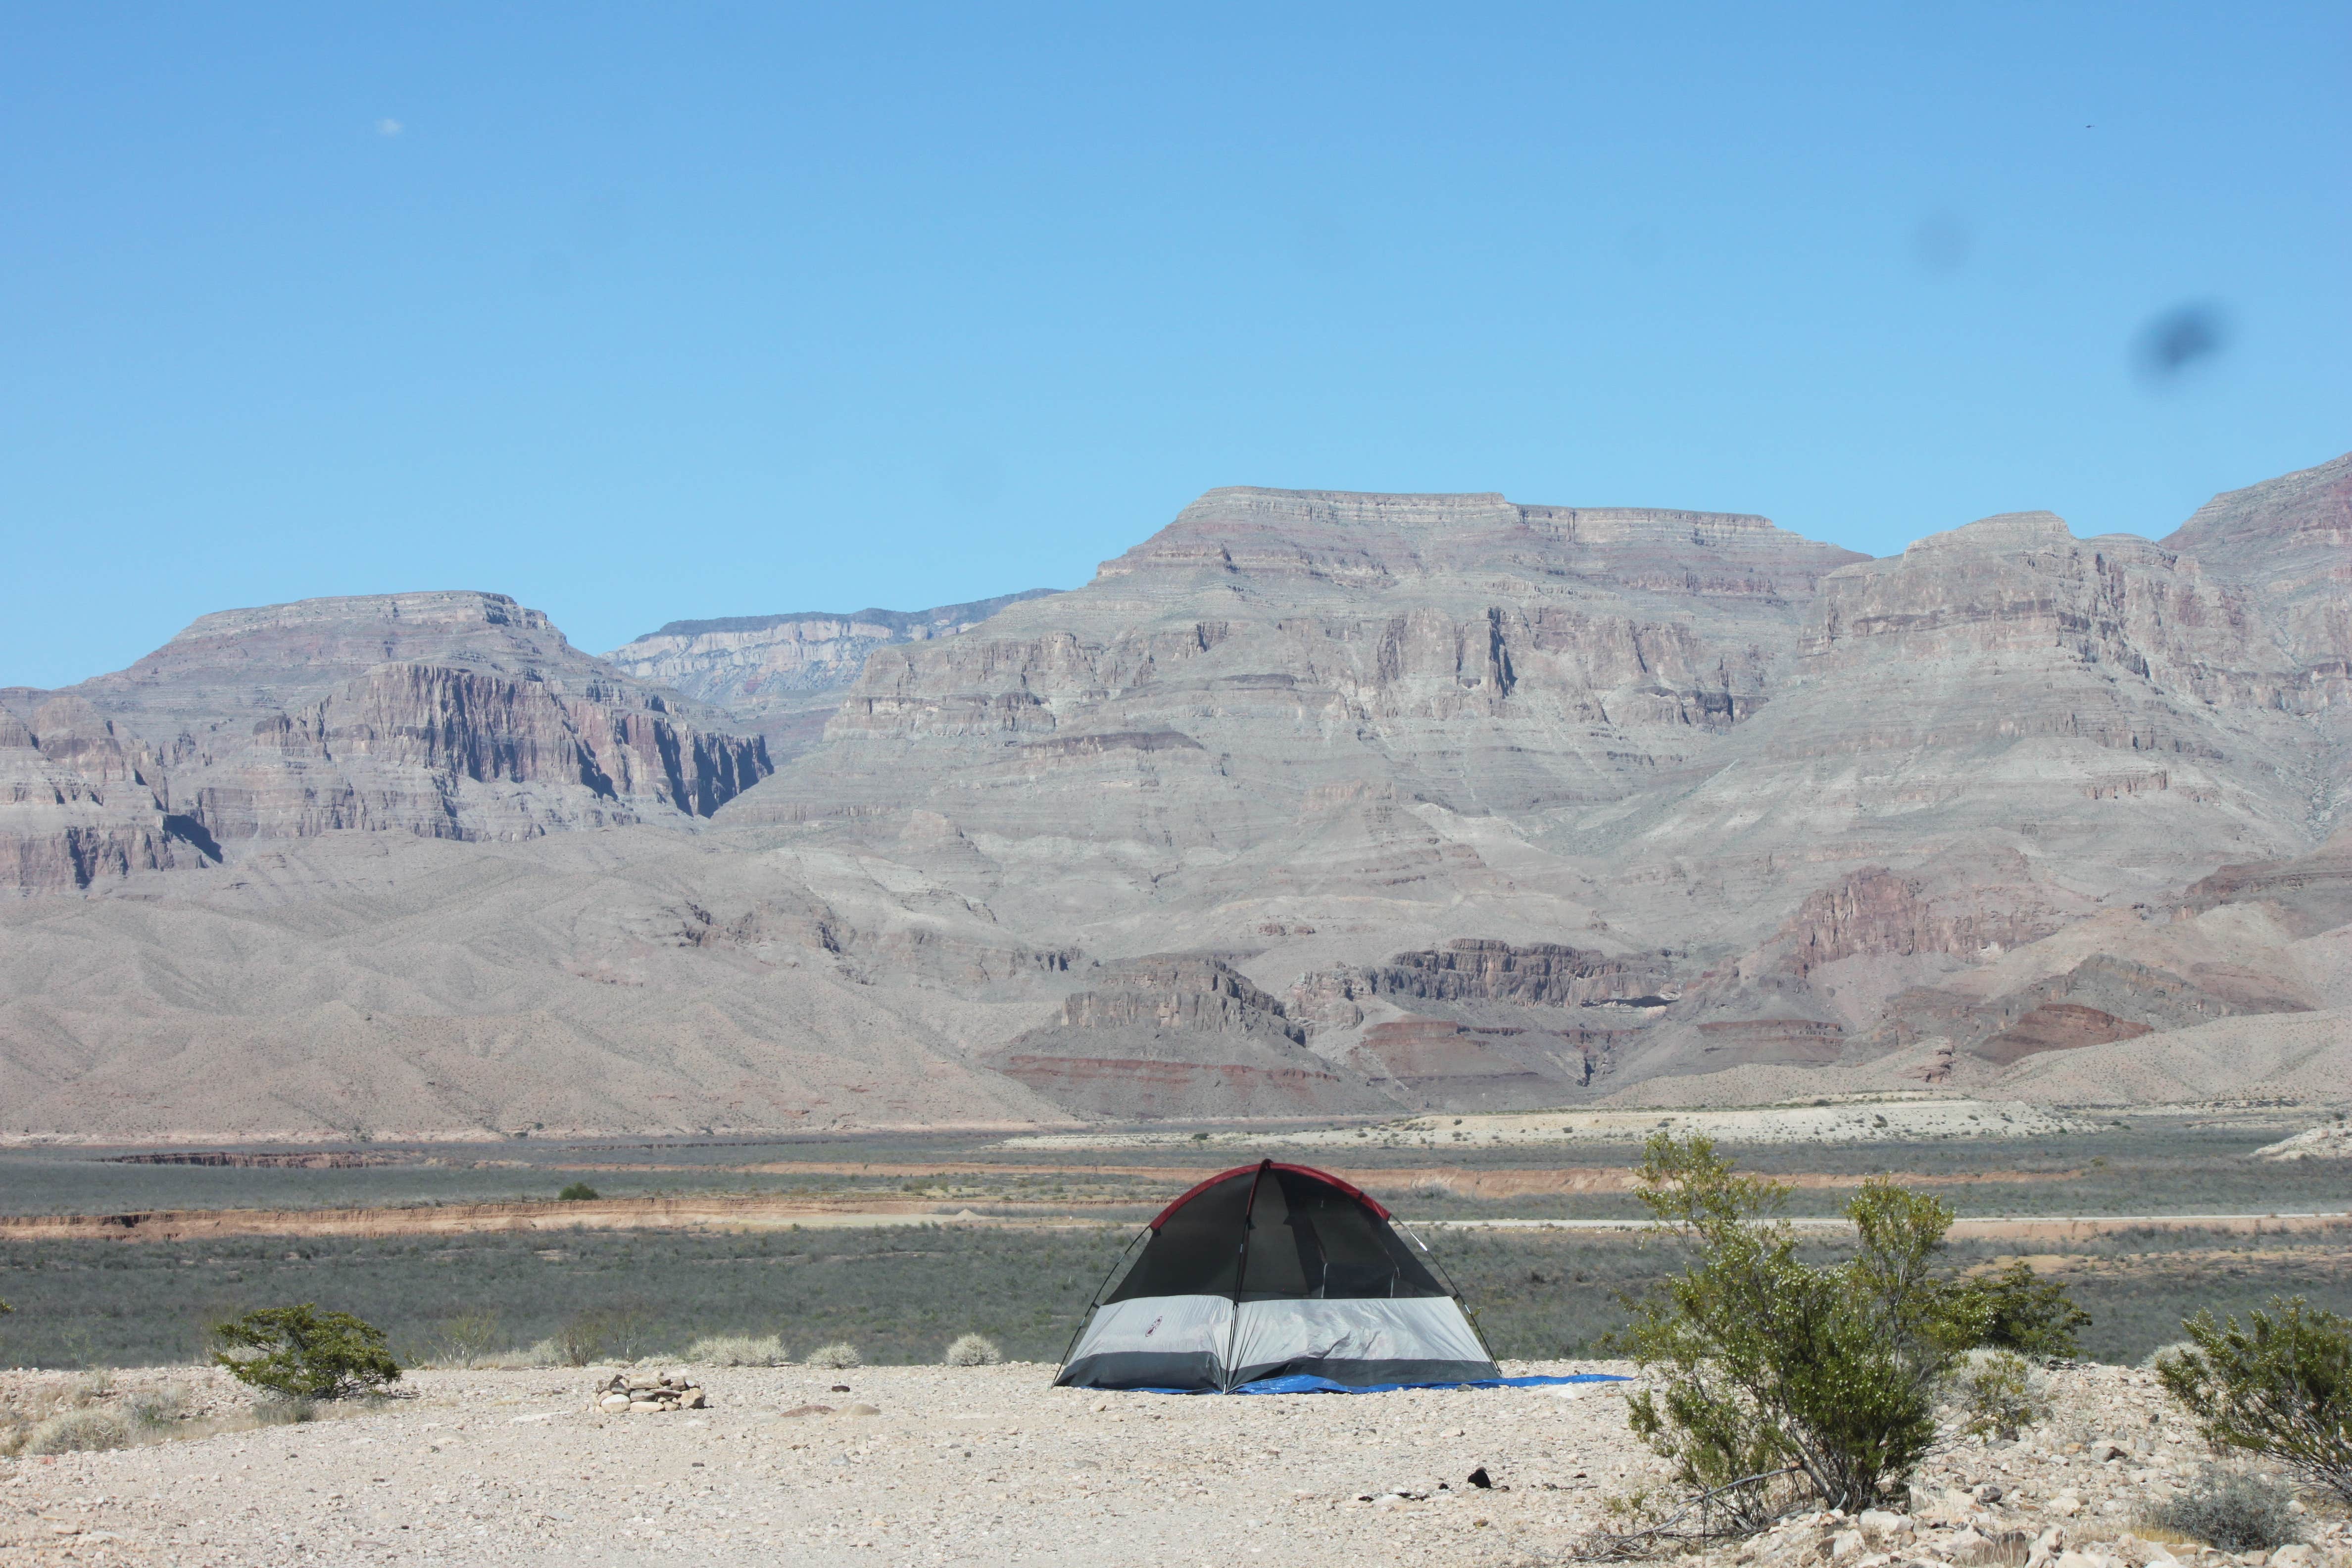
[[1055, 1160, 1500, 1391]]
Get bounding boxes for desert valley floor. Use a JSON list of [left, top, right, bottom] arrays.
[[3, 1102, 2351, 1565]]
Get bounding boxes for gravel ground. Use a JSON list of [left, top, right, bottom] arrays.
[[3, 1361, 2347, 1568]]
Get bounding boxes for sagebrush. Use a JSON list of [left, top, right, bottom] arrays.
[[806, 1342, 862, 1370], [944, 1333, 1003, 1366], [2143, 1466, 2303, 1552]]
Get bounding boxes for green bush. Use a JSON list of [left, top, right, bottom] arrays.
[[1949, 1260, 2092, 1356], [1612, 1133, 1983, 1522], [558, 1183, 599, 1202], [2143, 1466, 2303, 1551], [210, 1305, 401, 1400], [2156, 1296, 2352, 1506]]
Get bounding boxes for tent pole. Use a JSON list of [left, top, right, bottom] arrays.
[[1218, 1160, 1271, 1394], [1397, 1218, 1499, 1364], [1054, 1224, 1150, 1384]]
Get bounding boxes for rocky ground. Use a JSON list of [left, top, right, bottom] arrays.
[[3, 1361, 2347, 1567]]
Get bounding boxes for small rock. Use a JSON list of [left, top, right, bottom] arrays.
[[598, 1394, 631, 1414], [835, 1403, 881, 1418], [2051, 1494, 2084, 1518], [1468, 1467, 1493, 1490], [1973, 1485, 2005, 1505], [2056, 1552, 2103, 1568], [2267, 1549, 2312, 1568], [780, 1404, 834, 1418], [1834, 1530, 1867, 1559], [1860, 1511, 1911, 1539]]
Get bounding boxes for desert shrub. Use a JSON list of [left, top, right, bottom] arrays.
[[2142, 1339, 2196, 1371], [210, 1305, 400, 1400], [558, 1183, 599, 1202], [2143, 1466, 2303, 1551], [2156, 1296, 2352, 1506], [687, 1334, 788, 1367], [24, 1408, 131, 1455], [429, 1311, 502, 1370], [1612, 1133, 1983, 1522], [1950, 1261, 2092, 1357], [806, 1342, 863, 1370], [1953, 1349, 2049, 1441], [555, 1306, 656, 1366], [944, 1333, 1003, 1367]]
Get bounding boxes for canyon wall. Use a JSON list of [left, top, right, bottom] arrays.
[[4, 456, 2346, 1134]]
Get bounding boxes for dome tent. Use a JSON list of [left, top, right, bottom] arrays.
[[1056, 1159, 1501, 1392]]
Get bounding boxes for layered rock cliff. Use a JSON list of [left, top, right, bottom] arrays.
[[602, 590, 1061, 758], [982, 955, 1387, 1119], [0, 692, 213, 894], [722, 458, 2350, 1109], [4, 592, 771, 889], [5, 455, 2347, 1133]]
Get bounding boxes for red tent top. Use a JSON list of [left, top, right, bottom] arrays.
[[1149, 1160, 1392, 1229]]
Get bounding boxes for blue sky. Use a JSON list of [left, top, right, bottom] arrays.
[[3, 3, 2346, 687]]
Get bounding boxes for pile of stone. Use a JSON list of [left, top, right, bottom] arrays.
[[590, 1372, 708, 1414]]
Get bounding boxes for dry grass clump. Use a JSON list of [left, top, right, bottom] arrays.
[[687, 1334, 789, 1367], [23, 1408, 133, 1454], [805, 1342, 863, 1370], [943, 1333, 1003, 1366], [1, 1374, 131, 1456]]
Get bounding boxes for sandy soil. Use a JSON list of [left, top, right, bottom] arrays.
[[5, 1361, 2348, 1568]]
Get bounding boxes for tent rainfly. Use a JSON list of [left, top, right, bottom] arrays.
[[1055, 1159, 1501, 1392]]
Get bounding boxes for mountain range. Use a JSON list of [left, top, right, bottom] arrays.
[[2, 453, 2346, 1140]]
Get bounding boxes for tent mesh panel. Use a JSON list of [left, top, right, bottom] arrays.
[[1105, 1166, 1447, 1303]]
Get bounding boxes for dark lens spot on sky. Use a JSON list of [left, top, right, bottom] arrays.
[[2134, 301, 2229, 384], [1911, 214, 1971, 274]]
